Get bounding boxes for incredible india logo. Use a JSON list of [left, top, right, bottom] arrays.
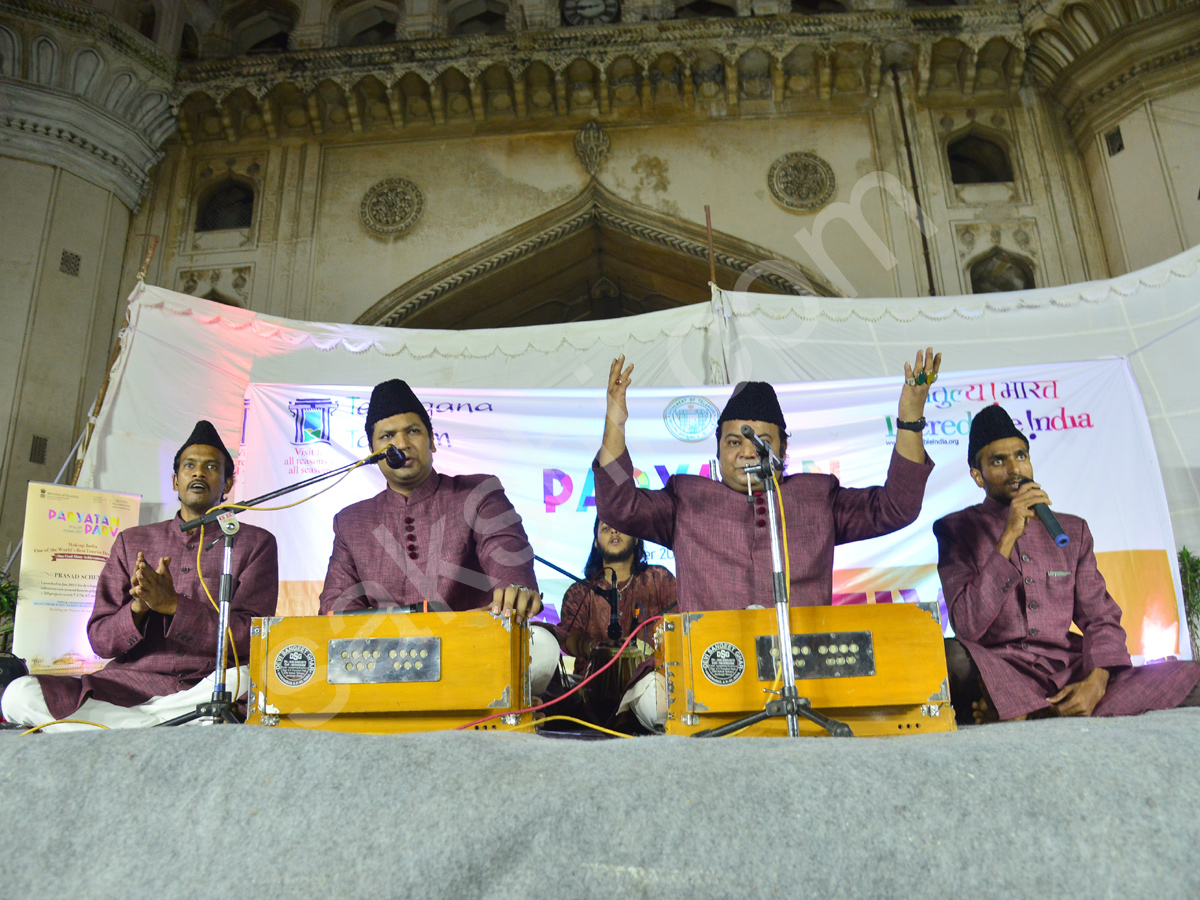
[[663, 396, 720, 443]]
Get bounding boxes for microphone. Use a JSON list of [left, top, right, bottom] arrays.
[[1018, 477, 1069, 547], [366, 446, 408, 468], [739, 425, 783, 472], [606, 569, 622, 641]]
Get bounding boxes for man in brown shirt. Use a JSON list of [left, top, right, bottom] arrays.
[[2, 421, 279, 731], [318, 379, 559, 693]]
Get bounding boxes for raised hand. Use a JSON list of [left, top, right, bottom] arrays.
[[898, 347, 943, 420], [600, 355, 634, 466]]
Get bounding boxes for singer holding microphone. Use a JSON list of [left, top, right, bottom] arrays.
[[934, 404, 1200, 724], [318, 379, 560, 695]]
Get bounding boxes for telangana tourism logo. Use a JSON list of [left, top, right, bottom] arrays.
[[663, 396, 720, 442], [288, 398, 338, 445]]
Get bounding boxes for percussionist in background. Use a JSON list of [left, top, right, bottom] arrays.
[[556, 517, 676, 726], [935, 404, 1200, 723], [593, 350, 942, 726], [319, 378, 560, 695]]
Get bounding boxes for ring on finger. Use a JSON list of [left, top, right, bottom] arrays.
[[905, 376, 918, 386]]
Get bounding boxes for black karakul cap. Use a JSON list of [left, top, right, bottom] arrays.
[[968, 404, 1028, 467], [717, 381, 787, 433], [173, 420, 234, 475], [365, 379, 432, 441]]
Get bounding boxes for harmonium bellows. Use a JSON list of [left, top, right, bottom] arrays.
[[245, 609, 531, 733], [656, 603, 956, 737]]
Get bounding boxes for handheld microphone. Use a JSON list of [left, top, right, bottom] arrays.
[[1018, 477, 1070, 547], [739, 425, 783, 472]]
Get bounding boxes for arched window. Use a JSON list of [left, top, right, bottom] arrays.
[[196, 181, 255, 232], [791, 0, 846, 12], [970, 250, 1034, 294], [137, 2, 157, 39], [232, 8, 296, 56], [338, 2, 401, 45], [179, 24, 200, 61], [450, 1, 508, 35], [948, 133, 1013, 184], [676, 0, 736, 18]]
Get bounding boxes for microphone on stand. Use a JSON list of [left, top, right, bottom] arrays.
[[606, 569, 622, 641], [739, 425, 783, 472], [365, 446, 409, 468], [1018, 477, 1070, 547]]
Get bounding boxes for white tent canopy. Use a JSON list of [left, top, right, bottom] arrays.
[[80, 245, 1200, 546]]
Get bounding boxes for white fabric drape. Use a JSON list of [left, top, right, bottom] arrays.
[[79, 245, 1200, 546]]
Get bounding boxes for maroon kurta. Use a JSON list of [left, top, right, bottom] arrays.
[[36, 514, 279, 721], [557, 565, 676, 669], [935, 497, 1200, 720], [594, 448, 932, 611], [319, 471, 538, 614]]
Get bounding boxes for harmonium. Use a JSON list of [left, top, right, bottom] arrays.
[[656, 602, 956, 737], [245, 608, 531, 733]]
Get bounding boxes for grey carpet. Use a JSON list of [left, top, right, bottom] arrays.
[[1, 710, 1197, 899]]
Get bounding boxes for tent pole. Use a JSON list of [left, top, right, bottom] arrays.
[[71, 305, 131, 486], [705, 205, 718, 287]]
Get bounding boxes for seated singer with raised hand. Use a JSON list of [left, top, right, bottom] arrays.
[[1, 421, 279, 732], [935, 404, 1200, 724], [594, 352, 940, 613], [319, 379, 560, 695]]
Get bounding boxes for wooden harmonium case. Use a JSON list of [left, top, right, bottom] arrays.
[[656, 603, 955, 737], [246, 608, 531, 733]]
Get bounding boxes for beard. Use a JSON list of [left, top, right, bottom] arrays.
[[600, 543, 635, 564]]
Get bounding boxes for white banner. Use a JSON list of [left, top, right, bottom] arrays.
[[235, 358, 1188, 661]]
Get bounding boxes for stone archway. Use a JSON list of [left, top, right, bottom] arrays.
[[356, 182, 835, 329]]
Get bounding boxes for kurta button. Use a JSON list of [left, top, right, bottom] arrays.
[[405, 524, 415, 533], [756, 519, 767, 527], [175, 649, 184, 657], [1021, 555, 1030, 562], [1030, 628, 1039, 637], [181, 567, 190, 573], [408, 551, 418, 560], [1029, 600, 1039, 610], [404, 517, 415, 524], [1025, 576, 1033, 584]]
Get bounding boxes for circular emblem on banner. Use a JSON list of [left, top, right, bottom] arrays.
[[274, 644, 316, 687], [664, 396, 720, 443], [700, 642, 745, 686]]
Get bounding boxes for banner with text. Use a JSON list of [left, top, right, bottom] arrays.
[[13, 483, 140, 673], [236, 359, 1188, 661]]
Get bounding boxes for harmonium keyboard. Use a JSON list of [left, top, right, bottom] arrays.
[[245, 609, 531, 733], [655, 603, 956, 737]]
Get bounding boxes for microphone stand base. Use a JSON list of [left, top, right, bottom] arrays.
[[155, 691, 242, 727], [692, 688, 853, 738]]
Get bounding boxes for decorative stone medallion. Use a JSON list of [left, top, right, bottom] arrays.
[[767, 152, 836, 211], [574, 121, 611, 177], [360, 177, 425, 236]]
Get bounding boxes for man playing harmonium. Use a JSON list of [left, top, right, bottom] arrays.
[[319, 378, 559, 694], [556, 517, 676, 725], [935, 404, 1200, 723], [592, 351, 941, 726], [1, 421, 279, 731]]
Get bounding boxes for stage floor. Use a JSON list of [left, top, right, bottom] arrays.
[[3, 709, 1198, 899]]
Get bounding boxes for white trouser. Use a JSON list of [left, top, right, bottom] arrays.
[[529, 625, 559, 697], [619, 670, 667, 730], [1, 666, 249, 733]]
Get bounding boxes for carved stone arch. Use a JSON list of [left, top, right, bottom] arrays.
[[446, 0, 510, 35], [70, 47, 104, 98], [224, 0, 300, 54], [1062, 3, 1107, 48], [607, 55, 643, 108], [103, 71, 136, 115], [945, 123, 1014, 184], [130, 90, 171, 131], [331, 0, 404, 45], [356, 182, 836, 330], [691, 48, 726, 102], [563, 58, 601, 115], [0, 25, 20, 78], [967, 247, 1035, 294], [30, 34, 60, 87], [675, 0, 737, 18]]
